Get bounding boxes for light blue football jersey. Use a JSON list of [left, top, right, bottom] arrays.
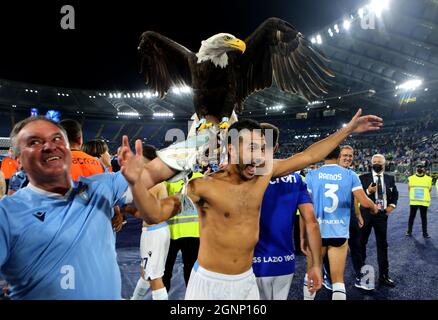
[[306, 164, 362, 239], [0, 172, 130, 299]]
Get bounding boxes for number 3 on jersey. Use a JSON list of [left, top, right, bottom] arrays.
[[324, 183, 339, 213]]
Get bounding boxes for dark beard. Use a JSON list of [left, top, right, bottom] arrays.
[[237, 164, 251, 180]]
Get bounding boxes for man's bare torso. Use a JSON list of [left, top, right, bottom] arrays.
[[189, 169, 272, 274]]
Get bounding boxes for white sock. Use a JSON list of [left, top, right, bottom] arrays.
[[332, 282, 346, 300], [131, 277, 149, 300], [152, 287, 168, 300], [303, 273, 316, 300]]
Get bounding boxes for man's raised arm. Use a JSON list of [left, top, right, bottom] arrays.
[[118, 138, 181, 224], [272, 109, 382, 178], [141, 157, 177, 189], [118, 136, 177, 189]]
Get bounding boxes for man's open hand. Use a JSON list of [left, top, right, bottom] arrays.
[[119, 136, 144, 185], [346, 109, 383, 134]]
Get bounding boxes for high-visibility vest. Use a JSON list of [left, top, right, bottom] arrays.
[[166, 172, 203, 240], [408, 174, 432, 207], [0, 156, 18, 179]]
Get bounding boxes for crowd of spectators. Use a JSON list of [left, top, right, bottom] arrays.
[[274, 109, 438, 179], [3, 108, 437, 181]]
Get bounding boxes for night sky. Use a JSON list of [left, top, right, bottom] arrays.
[[0, 0, 364, 90]]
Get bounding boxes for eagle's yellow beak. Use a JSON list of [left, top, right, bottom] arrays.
[[224, 38, 246, 53]]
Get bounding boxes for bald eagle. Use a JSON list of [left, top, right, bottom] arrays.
[[138, 17, 334, 128]]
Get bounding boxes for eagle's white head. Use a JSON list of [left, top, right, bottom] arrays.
[[196, 33, 246, 68]]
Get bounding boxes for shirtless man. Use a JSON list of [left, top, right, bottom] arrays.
[[119, 109, 382, 300]]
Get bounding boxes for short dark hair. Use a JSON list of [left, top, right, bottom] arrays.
[[81, 139, 109, 157], [60, 119, 82, 144], [325, 146, 341, 160], [10, 116, 68, 155], [142, 144, 157, 160], [260, 123, 280, 146], [227, 119, 262, 144]]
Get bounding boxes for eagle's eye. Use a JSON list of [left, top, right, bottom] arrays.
[[223, 35, 232, 41]]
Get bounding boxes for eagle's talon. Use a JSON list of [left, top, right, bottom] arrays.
[[218, 121, 230, 130], [197, 122, 214, 132]]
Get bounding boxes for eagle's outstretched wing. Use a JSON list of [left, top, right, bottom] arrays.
[[234, 17, 334, 107], [138, 31, 195, 98]]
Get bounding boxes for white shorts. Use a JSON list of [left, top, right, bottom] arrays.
[[139, 223, 170, 280], [256, 274, 294, 300], [185, 261, 260, 300]]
